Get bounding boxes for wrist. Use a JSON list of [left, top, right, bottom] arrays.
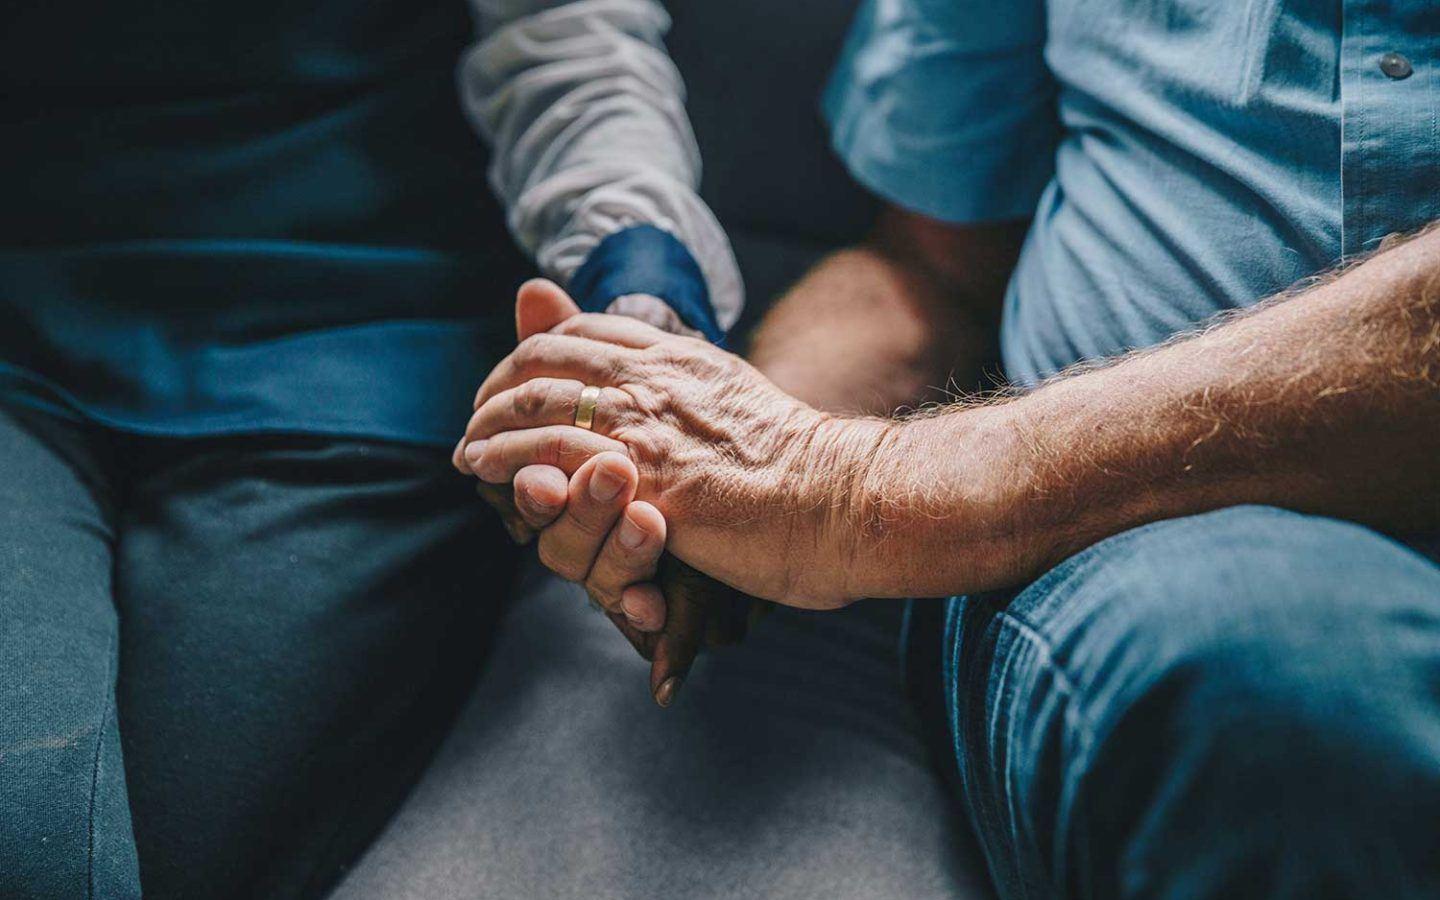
[[569, 225, 726, 344], [800, 414, 905, 602], [604, 293, 704, 338], [825, 403, 1045, 599], [769, 413, 896, 605]]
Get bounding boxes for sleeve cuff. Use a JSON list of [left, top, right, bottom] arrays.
[[821, 70, 1060, 225], [568, 225, 726, 345]]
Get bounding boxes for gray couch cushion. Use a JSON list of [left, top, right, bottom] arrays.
[[331, 571, 993, 900]]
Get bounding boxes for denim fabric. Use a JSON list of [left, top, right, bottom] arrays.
[[824, 0, 1440, 386], [941, 506, 1440, 899], [0, 400, 518, 899]]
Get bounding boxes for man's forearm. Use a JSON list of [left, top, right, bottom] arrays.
[[836, 225, 1440, 599], [749, 210, 1025, 414]]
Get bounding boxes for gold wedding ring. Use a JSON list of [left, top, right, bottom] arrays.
[[574, 385, 602, 431]]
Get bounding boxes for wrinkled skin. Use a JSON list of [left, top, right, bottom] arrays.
[[460, 281, 881, 610], [457, 282, 774, 704]]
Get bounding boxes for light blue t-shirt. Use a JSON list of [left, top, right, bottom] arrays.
[[824, 0, 1439, 385]]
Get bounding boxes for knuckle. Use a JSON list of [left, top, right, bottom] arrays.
[[601, 352, 631, 383], [568, 507, 611, 538], [626, 427, 672, 468], [542, 430, 569, 466], [584, 578, 621, 612], [512, 336, 538, 367], [643, 341, 697, 373], [514, 334, 552, 369], [537, 538, 585, 583], [602, 387, 639, 429], [556, 313, 600, 336], [621, 381, 673, 423], [471, 437, 501, 481], [513, 379, 550, 419]]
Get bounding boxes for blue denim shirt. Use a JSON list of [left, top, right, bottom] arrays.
[[824, 0, 1439, 384]]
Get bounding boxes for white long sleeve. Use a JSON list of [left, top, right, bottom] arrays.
[[459, 0, 743, 331]]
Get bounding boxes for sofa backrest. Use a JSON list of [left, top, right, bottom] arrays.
[[665, 0, 878, 329]]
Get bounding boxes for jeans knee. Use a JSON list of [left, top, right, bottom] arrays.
[[1060, 508, 1436, 728], [1036, 507, 1440, 895]]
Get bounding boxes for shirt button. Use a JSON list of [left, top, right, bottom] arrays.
[[1379, 52, 1413, 80]]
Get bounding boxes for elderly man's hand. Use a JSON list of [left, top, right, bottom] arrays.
[[459, 281, 893, 609], [456, 280, 763, 705]]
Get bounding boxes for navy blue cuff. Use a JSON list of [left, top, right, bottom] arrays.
[[568, 225, 725, 345]]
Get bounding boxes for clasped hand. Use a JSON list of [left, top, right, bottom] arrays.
[[453, 280, 876, 701]]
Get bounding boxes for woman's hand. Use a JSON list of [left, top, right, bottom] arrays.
[[458, 282, 892, 608], [456, 280, 766, 706]]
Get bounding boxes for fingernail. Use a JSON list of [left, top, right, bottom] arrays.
[[463, 440, 487, 467], [590, 465, 625, 502], [654, 676, 683, 708], [621, 594, 644, 624], [452, 436, 467, 468], [523, 485, 560, 513], [617, 514, 647, 550]]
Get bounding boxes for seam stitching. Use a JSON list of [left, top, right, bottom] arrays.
[[86, 630, 120, 900]]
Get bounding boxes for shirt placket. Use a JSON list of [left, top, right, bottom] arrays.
[[1339, 0, 1439, 259]]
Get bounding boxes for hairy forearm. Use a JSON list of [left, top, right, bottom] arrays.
[[835, 225, 1440, 599], [748, 210, 1024, 414], [748, 246, 977, 414]]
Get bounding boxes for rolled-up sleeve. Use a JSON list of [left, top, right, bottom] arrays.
[[460, 0, 741, 339], [823, 0, 1058, 224]]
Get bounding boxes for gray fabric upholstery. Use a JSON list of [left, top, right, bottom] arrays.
[[331, 571, 993, 899], [333, 2, 995, 896]]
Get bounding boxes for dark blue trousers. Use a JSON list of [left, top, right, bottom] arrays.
[[0, 401, 516, 899]]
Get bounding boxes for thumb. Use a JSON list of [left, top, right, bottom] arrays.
[[516, 278, 582, 341]]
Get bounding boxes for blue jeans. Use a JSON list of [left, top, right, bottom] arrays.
[[937, 506, 1440, 899]]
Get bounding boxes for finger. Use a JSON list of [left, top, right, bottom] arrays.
[[454, 279, 580, 475], [453, 433, 474, 473], [512, 465, 569, 530], [474, 480, 535, 545], [619, 582, 666, 634], [466, 425, 628, 484], [552, 312, 667, 348], [702, 586, 754, 647], [516, 279, 582, 341], [473, 333, 631, 410], [463, 378, 634, 445], [649, 555, 709, 708], [585, 500, 667, 627], [606, 610, 657, 662], [536, 452, 637, 584]]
